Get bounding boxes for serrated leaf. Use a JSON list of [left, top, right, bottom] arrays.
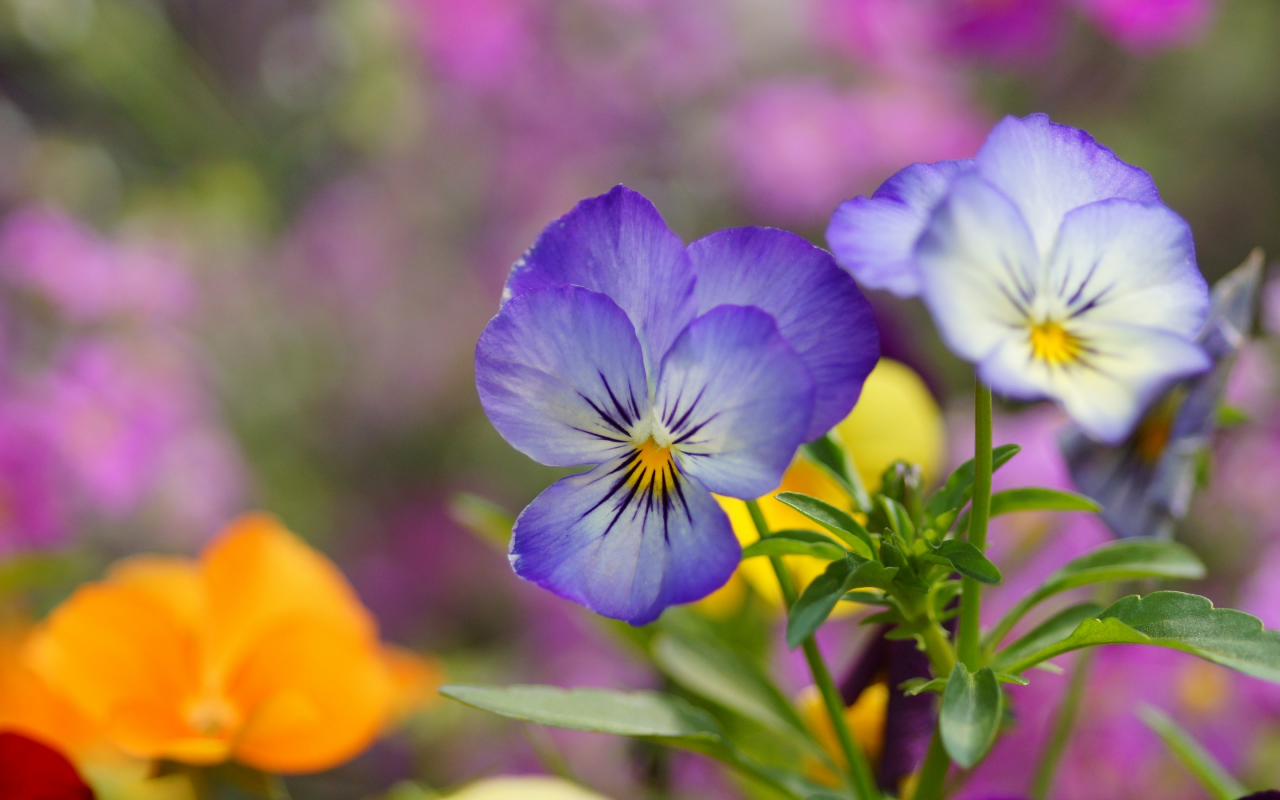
[[651, 634, 813, 744], [742, 539, 847, 561], [988, 540, 1206, 648], [1005, 592, 1280, 682], [774, 493, 874, 558], [940, 664, 1002, 768], [1138, 704, 1247, 800], [934, 540, 1002, 584], [991, 603, 1103, 671], [787, 557, 895, 648], [925, 444, 1021, 519]]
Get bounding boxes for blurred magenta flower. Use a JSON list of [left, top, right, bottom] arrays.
[[1074, 0, 1214, 52], [0, 207, 194, 324], [0, 403, 67, 556], [478, 186, 879, 623]]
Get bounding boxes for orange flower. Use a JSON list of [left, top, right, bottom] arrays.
[[25, 513, 440, 775]]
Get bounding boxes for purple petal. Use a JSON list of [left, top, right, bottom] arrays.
[[475, 286, 649, 468], [654, 305, 815, 498], [975, 114, 1160, 257], [687, 228, 879, 439], [503, 185, 697, 373], [510, 455, 740, 625], [826, 159, 973, 298]]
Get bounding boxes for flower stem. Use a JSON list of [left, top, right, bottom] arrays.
[[1029, 648, 1095, 799], [956, 381, 993, 670], [746, 499, 879, 800], [911, 727, 950, 800]]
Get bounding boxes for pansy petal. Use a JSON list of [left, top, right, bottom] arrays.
[[826, 159, 973, 298], [476, 286, 650, 467], [987, 322, 1210, 444], [655, 306, 815, 498], [916, 173, 1041, 368], [510, 458, 740, 625], [687, 228, 879, 439], [975, 114, 1160, 257], [1046, 198, 1208, 338], [502, 185, 697, 372]]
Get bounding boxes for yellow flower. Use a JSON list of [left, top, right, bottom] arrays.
[[796, 682, 889, 786], [698, 359, 944, 614], [25, 513, 440, 775], [445, 776, 613, 799]]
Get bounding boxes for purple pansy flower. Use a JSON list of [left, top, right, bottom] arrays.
[[477, 186, 879, 624], [828, 113, 1211, 443]]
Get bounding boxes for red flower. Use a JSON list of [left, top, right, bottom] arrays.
[[0, 731, 94, 800]]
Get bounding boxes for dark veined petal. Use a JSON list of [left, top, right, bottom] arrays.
[[654, 305, 815, 499], [687, 227, 879, 440], [476, 286, 650, 468], [974, 114, 1160, 258], [1061, 253, 1262, 538], [509, 454, 740, 625], [502, 185, 697, 374], [826, 159, 973, 298]]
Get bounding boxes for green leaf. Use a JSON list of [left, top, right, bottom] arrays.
[[879, 496, 916, 541], [940, 664, 1003, 769], [988, 539, 1207, 649], [741, 539, 846, 561], [903, 673, 1025, 697], [925, 444, 1021, 519], [449, 493, 515, 550], [934, 540, 1002, 584], [842, 590, 892, 605], [1005, 592, 1280, 682], [0, 552, 86, 594], [1137, 704, 1248, 800], [991, 603, 1103, 671], [651, 634, 813, 743], [880, 540, 928, 593], [990, 487, 1100, 516], [787, 557, 896, 648], [802, 433, 853, 486], [774, 493, 875, 558], [1216, 404, 1250, 428]]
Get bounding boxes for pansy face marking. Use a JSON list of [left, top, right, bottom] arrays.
[[828, 114, 1212, 443], [1061, 252, 1263, 538], [477, 186, 880, 624]]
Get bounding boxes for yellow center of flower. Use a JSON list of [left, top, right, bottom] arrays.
[[1028, 320, 1083, 366], [185, 693, 240, 737], [631, 438, 678, 494]]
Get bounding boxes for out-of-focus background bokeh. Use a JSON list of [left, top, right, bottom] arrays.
[[1, 0, 1280, 798]]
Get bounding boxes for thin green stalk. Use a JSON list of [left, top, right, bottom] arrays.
[[912, 728, 950, 800], [1029, 645, 1095, 799], [920, 621, 957, 678], [746, 499, 878, 800], [956, 381, 993, 669]]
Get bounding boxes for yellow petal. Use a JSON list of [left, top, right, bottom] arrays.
[[446, 777, 615, 800], [24, 583, 203, 761], [201, 514, 377, 673], [835, 359, 945, 490], [227, 617, 394, 774]]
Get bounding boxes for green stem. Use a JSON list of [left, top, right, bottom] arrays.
[[1028, 647, 1095, 799], [920, 621, 957, 678], [956, 381, 993, 669], [912, 727, 950, 800], [746, 499, 878, 800]]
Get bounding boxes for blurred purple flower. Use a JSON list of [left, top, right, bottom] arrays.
[[1073, 0, 1214, 52], [0, 206, 195, 324], [944, 0, 1065, 64], [0, 403, 66, 556]]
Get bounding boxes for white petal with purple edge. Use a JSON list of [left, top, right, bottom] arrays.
[[1045, 198, 1208, 338], [502, 185, 697, 375], [916, 173, 1041, 367], [975, 114, 1160, 258], [510, 457, 739, 625], [687, 228, 878, 440], [826, 159, 973, 298], [475, 286, 650, 468], [653, 305, 815, 499]]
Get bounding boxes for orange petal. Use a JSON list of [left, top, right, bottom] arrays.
[[227, 617, 394, 774], [24, 583, 201, 761], [0, 623, 99, 755], [380, 645, 443, 722], [201, 514, 377, 673], [107, 556, 206, 636]]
